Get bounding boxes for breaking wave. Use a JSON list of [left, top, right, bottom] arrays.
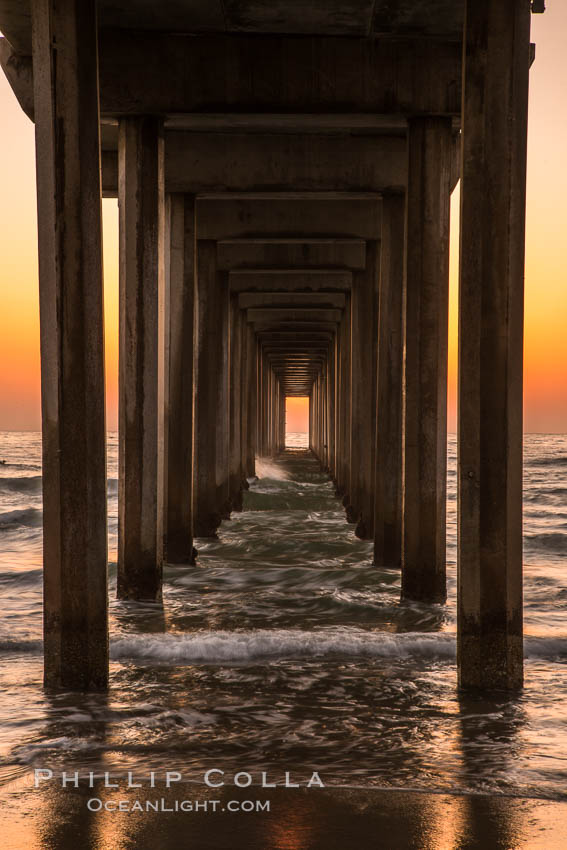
[[255, 459, 290, 481], [0, 507, 42, 530], [0, 476, 42, 494], [110, 631, 567, 665], [0, 638, 42, 654], [4, 631, 567, 665], [112, 629, 457, 664], [524, 532, 567, 554], [525, 455, 567, 468]]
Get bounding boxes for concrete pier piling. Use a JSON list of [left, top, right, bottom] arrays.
[[229, 293, 243, 509], [117, 116, 165, 600], [402, 117, 452, 604], [31, 0, 108, 689], [458, 0, 531, 691], [165, 193, 195, 563], [193, 241, 230, 537], [374, 193, 405, 569], [350, 240, 380, 540], [2, 0, 537, 692]]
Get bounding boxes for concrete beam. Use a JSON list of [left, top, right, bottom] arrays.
[[101, 131, 406, 196], [94, 33, 462, 117], [256, 320, 336, 329], [218, 239, 367, 271], [238, 292, 345, 310], [170, 132, 406, 193], [0, 36, 33, 118], [272, 357, 331, 363], [257, 331, 333, 341], [247, 307, 342, 324], [2, 34, 461, 115], [229, 270, 352, 292], [2, 33, 537, 129], [0, 3, 469, 55], [163, 114, 412, 134], [264, 350, 330, 358], [271, 357, 325, 362], [197, 195, 381, 240]]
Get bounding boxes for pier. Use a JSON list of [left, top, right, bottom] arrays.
[[0, 0, 541, 692]]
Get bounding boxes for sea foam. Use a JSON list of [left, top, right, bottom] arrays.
[[110, 629, 457, 664]]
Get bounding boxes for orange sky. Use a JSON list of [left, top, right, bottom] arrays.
[[0, 6, 566, 433], [286, 397, 309, 433]]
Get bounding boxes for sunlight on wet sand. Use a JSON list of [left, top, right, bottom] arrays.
[[2, 779, 567, 850]]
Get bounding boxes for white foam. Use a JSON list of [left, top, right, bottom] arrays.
[[254, 458, 290, 481], [2, 631, 566, 666], [524, 636, 567, 659], [13, 737, 97, 764], [110, 629, 457, 665]]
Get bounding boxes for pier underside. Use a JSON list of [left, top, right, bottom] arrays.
[[0, 0, 538, 693]]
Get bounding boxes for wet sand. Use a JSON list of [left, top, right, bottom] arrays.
[[1, 776, 567, 849]]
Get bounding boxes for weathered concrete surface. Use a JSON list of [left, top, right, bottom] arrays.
[[218, 240, 366, 271], [266, 345, 329, 396], [98, 33, 461, 116], [402, 116, 452, 604], [258, 330, 334, 342], [374, 194, 405, 568], [197, 195, 381, 241], [32, 0, 108, 690], [247, 307, 342, 325], [279, 386, 286, 451], [164, 194, 195, 565], [458, 0, 531, 692], [1, 33, 462, 121], [167, 131, 406, 193], [238, 292, 345, 310], [244, 324, 257, 477], [229, 294, 244, 509], [163, 114, 411, 133], [349, 241, 379, 539], [230, 270, 352, 292], [309, 392, 314, 449], [193, 243, 230, 536], [328, 338, 337, 477], [117, 116, 165, 601], [97, 131, 407, 196], [336, 295, 352, 499], [259, 354, 270, 455], [0, 1, 466, 55], [0, 36, 33, 116], [239, 311, 250, 486]]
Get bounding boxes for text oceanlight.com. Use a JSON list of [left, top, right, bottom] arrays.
[[87, 798, 271, 813]]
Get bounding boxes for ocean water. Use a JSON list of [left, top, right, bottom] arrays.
[[0, 431, 566, 799]]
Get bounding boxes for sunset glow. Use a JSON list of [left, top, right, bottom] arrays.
[[286, 397, 309, 434]]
